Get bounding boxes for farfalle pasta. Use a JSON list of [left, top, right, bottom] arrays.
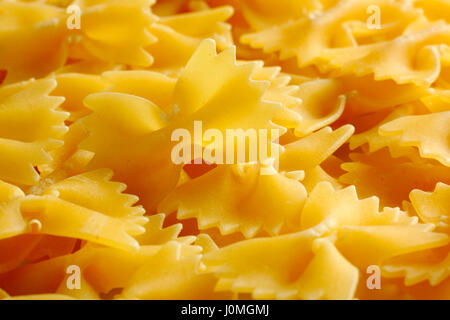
[[0, 0, 450, 301]]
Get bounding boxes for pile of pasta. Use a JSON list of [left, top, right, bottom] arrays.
[[0, 0, 449, 300]]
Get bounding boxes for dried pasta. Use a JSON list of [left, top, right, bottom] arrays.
[[0, 0, 450, 300]]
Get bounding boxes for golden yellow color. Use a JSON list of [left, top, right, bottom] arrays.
[[0, 0, 449, 300]]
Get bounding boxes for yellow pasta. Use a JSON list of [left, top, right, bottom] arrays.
[[202, 229, 359, 299], [0, 79, 68, 185], [241, 0, 421, 69], [159, 162, 308, 238], [0, 0, 450, 301]]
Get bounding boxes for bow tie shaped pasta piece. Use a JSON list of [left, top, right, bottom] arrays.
[[79, 39, 298, 211], [0, 79, 68, 186], [241, 0, 421, 69], [158, 162, 308, 239], [202, 229, 359, 299]]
